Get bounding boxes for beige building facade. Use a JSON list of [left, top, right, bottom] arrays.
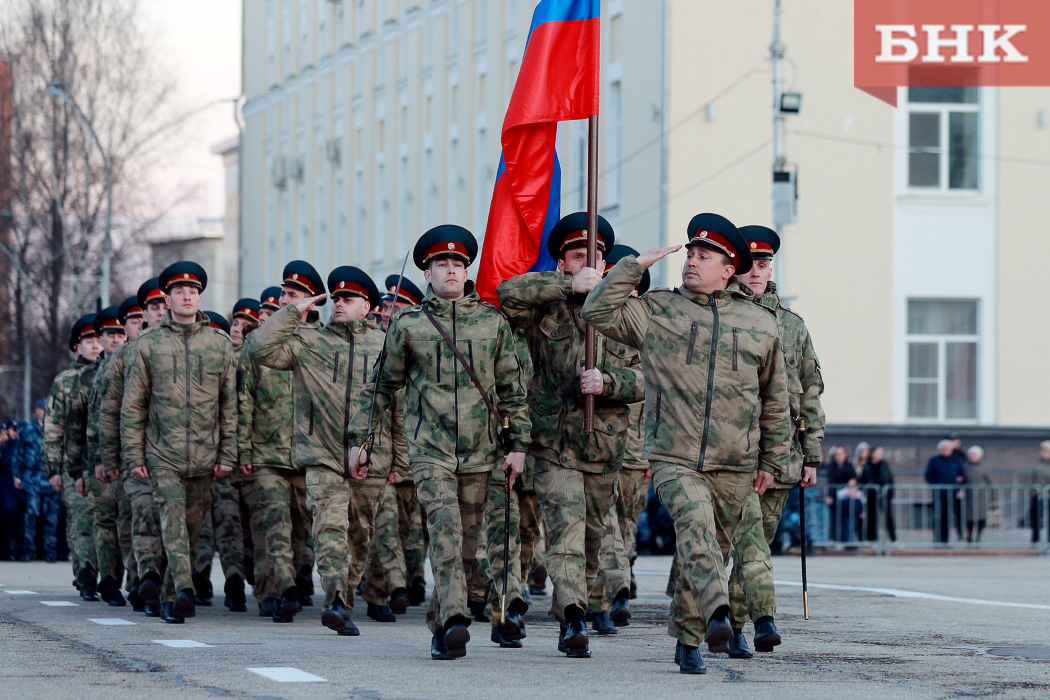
[[239, 0, 1050, 431]]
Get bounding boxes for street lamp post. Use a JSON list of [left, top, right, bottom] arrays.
[[45, 80, 113, 307]]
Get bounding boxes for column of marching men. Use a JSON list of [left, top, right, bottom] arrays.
[[40, 210, 825, 674]]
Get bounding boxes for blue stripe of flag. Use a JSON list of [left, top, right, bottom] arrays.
[[525, 0, 600, 47]]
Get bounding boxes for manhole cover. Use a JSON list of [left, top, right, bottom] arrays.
[[987, 645, 1050, 660]]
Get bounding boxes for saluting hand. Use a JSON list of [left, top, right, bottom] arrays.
[[349, 446, 370, 481], [502, 451, 526, 490], [753, 470, 774, 496], [296, 293, 329, 315], [572, 263, 605, 295], [636, 245, 683, 269]]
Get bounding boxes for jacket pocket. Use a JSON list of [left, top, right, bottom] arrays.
[[746, 406, 755, 451], [435, 343, 441, 383], [413, 391, 424, 440], [308, 401, 315, 436], [733, 328, 739, 371], [685, 322, 698, 365], [362, 354, 369, 383], [652, 390, 662, 437], [332, 354, 340, 382], [467, 339, 474, 371]]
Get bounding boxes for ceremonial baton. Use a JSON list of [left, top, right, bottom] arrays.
[[797, 418, 810, 620], [501, 417, 511, 626], [361, 249, 412, 457]]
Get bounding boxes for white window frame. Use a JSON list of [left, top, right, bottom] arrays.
[[906, 300, 980, 424], [906, 90, 981, 194]]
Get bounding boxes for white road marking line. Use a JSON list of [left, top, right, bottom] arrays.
[[774, 580, 1050, 611], [154, 640, 212, 648], [41, 601, 79, 607], [247, 667, 327, 683], [88, 618, 136, 625], [5, 590, 38, 595]]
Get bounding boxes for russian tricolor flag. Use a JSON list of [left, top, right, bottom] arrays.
[[476, 0, 601, 304]]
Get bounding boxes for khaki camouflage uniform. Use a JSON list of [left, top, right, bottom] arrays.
[[498, 271, 642, 622], [252, 304, 394, 613], [101, 338, 165, 581], [582, 257, 791, 646], [121, 312, 238, 602], [729, 281, 825, 629], [63, 360, 105, 577], [348, 282, 531, 634], [618, 400, 651, 564], [43, 361, 95, 575]]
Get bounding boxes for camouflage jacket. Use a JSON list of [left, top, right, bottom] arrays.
[[237, 330, 296, 470], [12, 418, 45, 480], [391, 392, 410, 480], [84, 353, 117, 472], [251, 305, 394, 478], [581, 257, 791, 478], [498, 271, 644, 472], [120, 312, 238, 477], [98, 337, 148, 475], [62, 360, 103, 478], [42, 360, 82, 477], [348, 282, 531, 474], [756, 282, 826, 487], [622, 400, 648, 471]]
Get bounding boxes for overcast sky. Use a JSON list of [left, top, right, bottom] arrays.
[[140, 0, 241, 223]]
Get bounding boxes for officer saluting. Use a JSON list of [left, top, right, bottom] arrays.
[[726, 226, 825, 657], [581, 213, 791, 675], [348, 225, 531, 661], [121, 261, 239, 624]]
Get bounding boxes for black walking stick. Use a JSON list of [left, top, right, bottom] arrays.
[[798, 418, 810, 620], [501, 418, 511, 626]]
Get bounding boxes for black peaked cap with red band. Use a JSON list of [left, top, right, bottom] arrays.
[[232, 298, 261, 323], [605, 244, 651, 296], [328, 266, 381, 308], [413, 225, 478, 271], [547, 212, 615, 262], [686, 213, 753, 275], [68, 314, 99, 352], [282, 260, 327, 306], [204, 311, 231, 335], [92, 306, 124, 335], [159, 261, 208, 294], [118, 296, 143, 324], [738, 225, 781, 261], [137, 278, 165, 310], [382, 275, 424, 306], [259, 286, 282, 311]]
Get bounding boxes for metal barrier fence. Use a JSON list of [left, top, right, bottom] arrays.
[[799, 484, 1050, 555]]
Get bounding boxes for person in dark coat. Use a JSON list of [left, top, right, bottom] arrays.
[[925, 440, 963, 544], [859, 446, 895, 542]]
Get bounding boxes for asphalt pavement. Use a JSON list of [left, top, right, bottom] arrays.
[[2, 554, 1049, 700]]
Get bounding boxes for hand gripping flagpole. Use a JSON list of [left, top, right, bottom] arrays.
[[583, 114, 599, 433], [362, 249, 413, 457]]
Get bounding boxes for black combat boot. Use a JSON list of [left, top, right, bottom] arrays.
[[443, 616, 470, 659], [77, 565, 99, 601], [260, 597, 275, 617], [468, 599, 490, 623], [408, 578, 426, 606], [99, 576, 126, 607], [295, 571, 314, 607], [161, 601, 185, 624], [560, 606, 590, 658], [499, 601, 527, 641], [223, 574, 247, 612], [705, 605, 733, 654], [175, 589, 196, 618], [388, 588, 410, 615], [192, 570, 213, 606], [674, 641, 707, 674], [590, 611, 617, 635], [321, 594, 358, 635], [753, 616, 782, 652], [273, 586, 301, 622], [491, 625, 523, 648], [728, 629, 754, 658], [367, 601, 397, 622], [138, 572, 161, 607], [610, 589, 632, 627], [431, 629, 452, 660], [127, 580, 145, 612]]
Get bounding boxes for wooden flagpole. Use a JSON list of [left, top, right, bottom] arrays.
[[584, 114, 599, 432]]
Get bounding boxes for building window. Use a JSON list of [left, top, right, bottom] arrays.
[[907, 83, 980, 192], [906, 299, 978, 422]]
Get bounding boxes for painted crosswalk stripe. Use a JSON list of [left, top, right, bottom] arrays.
[[41, 601, 79, 607], [154, 640, 211, 648], [88, 618, 136, 626], [5, 590, 37, 595], [247, 667, 326, 683]]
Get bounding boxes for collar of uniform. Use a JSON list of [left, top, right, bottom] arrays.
[[676, 285, 738, 306], [160, 310, 209, 335], [756, 281, 780, 313], [423, 280, 480, 316]]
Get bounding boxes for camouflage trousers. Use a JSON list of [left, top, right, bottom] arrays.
[[304, 467, 375, 611], [588, 493, 632, 613], [124, 474, 165, 580], [519, 490, 541, 584], [480, 469, 527, 625], [414, 464, 490, 634], [728, 486, 788, 628], [617, 468, 652, 563], [533, 460, 623, 622], [22, 473, 61, 559], [85, 476, 132, 586], [152, 470, 213, 602], [251, 467, 307, 599], [654, 463, 757, 646], [394, 480, 426, 585], [62, 474, 95, 575], [196, 477, 250, 581], [361, 482, 408, 606]]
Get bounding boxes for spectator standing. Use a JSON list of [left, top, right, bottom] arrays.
[[824, 445, 859, 542], [1031, 441, 1050, 543], [859, 446, 895, 542], [963, 446, 991, 544], [925, 440, 962, 544], [13, 401, 60, 562], [1, 421, 24, 560]]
